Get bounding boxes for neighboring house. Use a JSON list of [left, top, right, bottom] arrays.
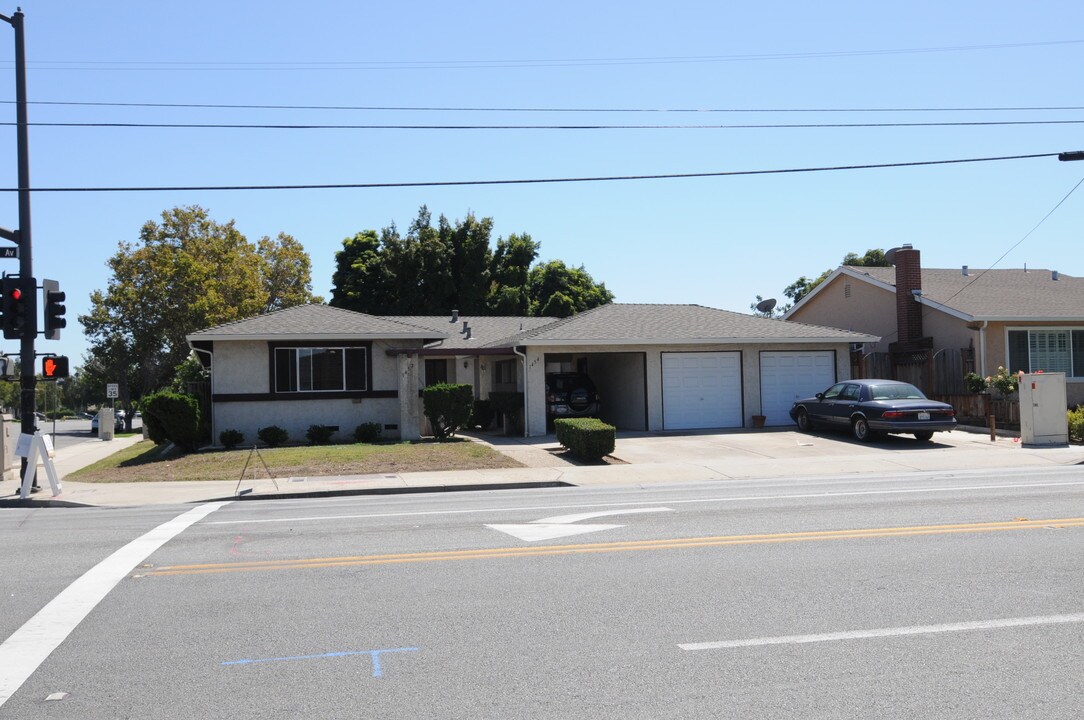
[[784, 244, 1084, 406], [187, 302, 876, 443]]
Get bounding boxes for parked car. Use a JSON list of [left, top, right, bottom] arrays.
[[90, 412, 125, 434], [545, 372, 601, 421], [790, 379, 956, 442]]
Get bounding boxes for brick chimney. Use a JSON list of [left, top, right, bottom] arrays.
[[894, 244, 923, 344]]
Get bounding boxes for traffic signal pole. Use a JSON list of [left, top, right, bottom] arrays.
[[0, 9, 37, 476]]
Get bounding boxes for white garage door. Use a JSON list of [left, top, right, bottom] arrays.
[[760, 351, 837, 427], [662, 352, 742, 430]]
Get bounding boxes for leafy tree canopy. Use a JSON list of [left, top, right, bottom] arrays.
[[79, 205, 319, 406], [330, 206, 613, 317]]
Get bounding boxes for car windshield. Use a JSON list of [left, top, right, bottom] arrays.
[[869, 383, 926, 400]]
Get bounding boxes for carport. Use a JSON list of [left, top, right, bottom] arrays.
[[544, 351, 647, 430]]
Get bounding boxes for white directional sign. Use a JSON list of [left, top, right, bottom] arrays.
[[486, 507, 673, 542]]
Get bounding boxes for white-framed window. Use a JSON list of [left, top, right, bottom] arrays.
[[1007, 329, 1084, 379], [274, 346, 368, 392]]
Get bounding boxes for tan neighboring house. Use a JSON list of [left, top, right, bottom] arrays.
[[187, 302, 876, 443], [784, 245, 1084, 406]]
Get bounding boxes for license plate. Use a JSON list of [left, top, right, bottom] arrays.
[[917, 411, 930, 420]]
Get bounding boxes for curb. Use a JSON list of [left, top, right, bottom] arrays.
[[226, 480, 574, 502]]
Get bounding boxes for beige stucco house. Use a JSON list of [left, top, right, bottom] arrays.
[[784, 246, 1084, 406], [187, 302, 876, 444]]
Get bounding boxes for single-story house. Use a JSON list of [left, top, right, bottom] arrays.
[[187, 302, 876, 443], [783, 244, 1084, 405]]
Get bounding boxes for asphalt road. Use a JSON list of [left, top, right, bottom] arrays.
[[2, 468, 1082, 719]]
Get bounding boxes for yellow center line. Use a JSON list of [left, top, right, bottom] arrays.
[[144, 517, 1084, 577]]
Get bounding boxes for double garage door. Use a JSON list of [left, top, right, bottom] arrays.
[[662, 350, 836, 430]]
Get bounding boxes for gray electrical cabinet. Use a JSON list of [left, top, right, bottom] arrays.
[[1019, 372, 1068, 447]]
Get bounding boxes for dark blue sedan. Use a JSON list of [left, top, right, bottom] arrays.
[[789, 379, 956, 442]]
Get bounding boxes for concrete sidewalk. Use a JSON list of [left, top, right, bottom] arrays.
[[2, 428, 1082, 508]]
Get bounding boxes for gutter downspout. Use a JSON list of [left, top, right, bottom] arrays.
[[977, 321, 988, 378], [191, 346, 214, 444], [513, 346, 528, 437]]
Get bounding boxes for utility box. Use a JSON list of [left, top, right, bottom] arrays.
[[1, 414, 18, 483], [98, 407, 115, 441], [1019, 372, 1068, 447]]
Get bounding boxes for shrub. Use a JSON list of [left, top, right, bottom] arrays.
[[257, 425, 289, 448], [306, 424, 335, 445], [988, 366, 1019, 396], [554, 417, 616, 461], [142, 390, 201, 452], [422, 383, 474, 440], [488, 391, 524, 433], [964, 372, 987, 394], [353, 421, 383, 443], [471, 400, 495, 430], [1069, 405, 1084, 443], [219, 429, 244, 450]]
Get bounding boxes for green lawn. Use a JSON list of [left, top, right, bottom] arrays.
[[69, 439, 522, 483]]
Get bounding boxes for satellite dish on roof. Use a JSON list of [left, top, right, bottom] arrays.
[[755, 298, 777, 314], [884, 247, 899, 265]]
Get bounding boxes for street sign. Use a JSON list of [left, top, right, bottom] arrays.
[[0, 247, 16, 258], [106, 383, 119, 399]]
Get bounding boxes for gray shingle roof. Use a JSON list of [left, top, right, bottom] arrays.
[[390, 315, 557, 349], [187, 304, 442, 341], [846, 266, 1084, 319], [518, 303, 876, 344]]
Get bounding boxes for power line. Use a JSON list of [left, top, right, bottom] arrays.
[[7, 100, 1084, 114], [8, 39, 1082, 70], [0, 152, 1059, 193], [8, 120, 1084, 130]]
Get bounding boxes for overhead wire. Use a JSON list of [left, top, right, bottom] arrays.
[[6, 120, 1084, 130], [0, 152, 1061, 193]]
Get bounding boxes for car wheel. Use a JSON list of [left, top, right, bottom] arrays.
[[914, 431, 934, 442], [796, 409, 813, 432], [851, 416, 873, 442]]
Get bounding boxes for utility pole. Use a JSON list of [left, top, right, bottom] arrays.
[[0, 8, 37, 482]]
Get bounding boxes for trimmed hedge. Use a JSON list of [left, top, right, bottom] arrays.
[[354, 421, 383, 443], [142, 390, 201, 452], [1069, 405, 1084, 443], [306, 424, 335, 445], [554, 417, 615, 461], [219, 429, 244, 450], [422, 383, 474, 439], [258, 425, 289, 448]]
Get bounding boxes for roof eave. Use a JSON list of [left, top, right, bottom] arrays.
[[185, 333, 442, 343], [522, 336, 878, 347]]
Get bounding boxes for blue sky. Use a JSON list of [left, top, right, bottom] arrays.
[[1, 1, 1082, 368]]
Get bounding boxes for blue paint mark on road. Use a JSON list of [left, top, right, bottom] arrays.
[[222, 647, 418, 677]]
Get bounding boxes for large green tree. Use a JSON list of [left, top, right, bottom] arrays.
[[80, 206, 318, 415], [330, 206, 612, 318]]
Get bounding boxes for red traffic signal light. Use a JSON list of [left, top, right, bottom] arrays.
[[42, 355, 69, 379]]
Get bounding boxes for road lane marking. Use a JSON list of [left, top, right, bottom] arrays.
[[678, 612, 1084, 651], [487, 507, 673, 542], [202, 479, 1084, 526], [144, 516, 1084, 576], [0, 501, 231, 709], [222, 647, 418, 677]]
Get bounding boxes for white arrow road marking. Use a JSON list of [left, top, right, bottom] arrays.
[[486, 507, 673, 542]]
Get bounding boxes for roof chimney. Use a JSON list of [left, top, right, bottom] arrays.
[[461, 320, 469, 334], [895, 246, 924, 344], [1052, 270, 1059, 281], [451, 309, 459, 323], [464, 326, 472, 340], [961, 265, 968, 276]]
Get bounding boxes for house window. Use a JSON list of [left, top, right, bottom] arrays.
[[274, 347, 367, 392], [425, 359, 449, 386], [493, 359, 516, 387], [1006, 329, 1084, 378]]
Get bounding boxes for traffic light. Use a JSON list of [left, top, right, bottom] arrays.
[[42, 278, 66, 340], [42, 355, 69, 379], [1, 275, 35, 340]]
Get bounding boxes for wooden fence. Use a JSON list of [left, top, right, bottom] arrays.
[[932, 393, 1019, 426]]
